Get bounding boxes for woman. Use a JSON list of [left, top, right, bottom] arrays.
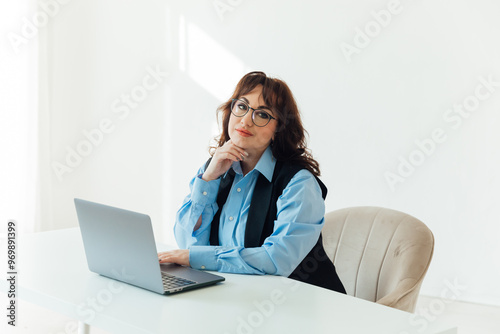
[[158, 71, 345, 293]]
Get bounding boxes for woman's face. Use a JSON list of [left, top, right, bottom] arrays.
[[228, 85, 277, 156]]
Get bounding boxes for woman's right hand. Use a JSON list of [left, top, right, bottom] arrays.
[[202, 140, 248, 181]]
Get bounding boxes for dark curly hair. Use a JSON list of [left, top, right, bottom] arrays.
[[211, 71, 321, 177]]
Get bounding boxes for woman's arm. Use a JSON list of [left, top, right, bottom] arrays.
[[174, 140, 249, 248], [172, 165, 221, 249], [187, 169, 325, 276]]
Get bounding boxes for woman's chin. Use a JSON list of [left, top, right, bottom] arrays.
[[230, 137, 248, 148]]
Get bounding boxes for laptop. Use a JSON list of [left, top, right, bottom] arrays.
[[74, 198, 225, 295]]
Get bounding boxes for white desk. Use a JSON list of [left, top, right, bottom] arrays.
[[1, 228, 456, 334]]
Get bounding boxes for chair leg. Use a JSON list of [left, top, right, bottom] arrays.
[[78, 321, 90, 334]]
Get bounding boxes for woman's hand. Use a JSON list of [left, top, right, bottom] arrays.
[[203, 140, 248, 181], [158, 249, 190, 266]]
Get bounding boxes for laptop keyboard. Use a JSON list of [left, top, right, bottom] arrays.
[[161, 272, 197, 291]]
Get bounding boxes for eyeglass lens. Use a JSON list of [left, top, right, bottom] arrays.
[[231, 100, 273, 127]]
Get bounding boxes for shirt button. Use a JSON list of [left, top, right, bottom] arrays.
[[229, 216, 234, 221], [201, 265, 206, 270], [202, 191, 208, 196], [237, 188, 241, 192]]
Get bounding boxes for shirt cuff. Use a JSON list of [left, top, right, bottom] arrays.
[[189, 245, 218, 271], [190, 175, 220, 206]]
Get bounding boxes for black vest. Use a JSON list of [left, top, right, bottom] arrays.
[[208, 159, 346, 294]]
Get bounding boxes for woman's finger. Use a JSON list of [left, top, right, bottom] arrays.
[[158, 252, 175, 263], [224, 140, 248, 157], [203, 140, 248, 181], [216, 145, 246, 162], [158, 250, 190, 266]]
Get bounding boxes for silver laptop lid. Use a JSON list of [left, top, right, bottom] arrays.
[[74, 198, 165, 294]]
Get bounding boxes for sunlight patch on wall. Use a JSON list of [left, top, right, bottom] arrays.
[[178, 14, 186, 72], [185, 20, 251, 102]]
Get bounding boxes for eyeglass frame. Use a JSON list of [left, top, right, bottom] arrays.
[[230, 99, 276, 127]]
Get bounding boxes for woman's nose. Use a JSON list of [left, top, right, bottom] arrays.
[[240, 110, 253, 127]]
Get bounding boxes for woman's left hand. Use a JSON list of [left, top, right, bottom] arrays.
[[158, 249, 190, 266]]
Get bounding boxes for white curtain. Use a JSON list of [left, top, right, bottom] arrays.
[[0, 0, 46, 234]]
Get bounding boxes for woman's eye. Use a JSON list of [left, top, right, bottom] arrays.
[[237, 103, 247, 111], [256, 111, 270, 120]]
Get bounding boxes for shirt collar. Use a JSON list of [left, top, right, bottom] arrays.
[[254, 146, 276, 182], [229, 146, 276, 182]]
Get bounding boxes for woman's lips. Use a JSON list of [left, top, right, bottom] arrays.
[[236, 129, 253, 137]]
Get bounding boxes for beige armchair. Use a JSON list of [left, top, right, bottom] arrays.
[[322, 206, 434, 313]]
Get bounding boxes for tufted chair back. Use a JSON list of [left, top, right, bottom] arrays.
[[322, 206, 434, 313]]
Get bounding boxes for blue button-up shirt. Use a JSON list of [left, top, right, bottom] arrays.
[[174, 146, 325, 276]]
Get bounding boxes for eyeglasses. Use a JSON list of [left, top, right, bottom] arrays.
[[230, 99, 276, 127]]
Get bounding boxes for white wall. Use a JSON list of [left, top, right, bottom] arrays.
[[40, 0, 499, 306]]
